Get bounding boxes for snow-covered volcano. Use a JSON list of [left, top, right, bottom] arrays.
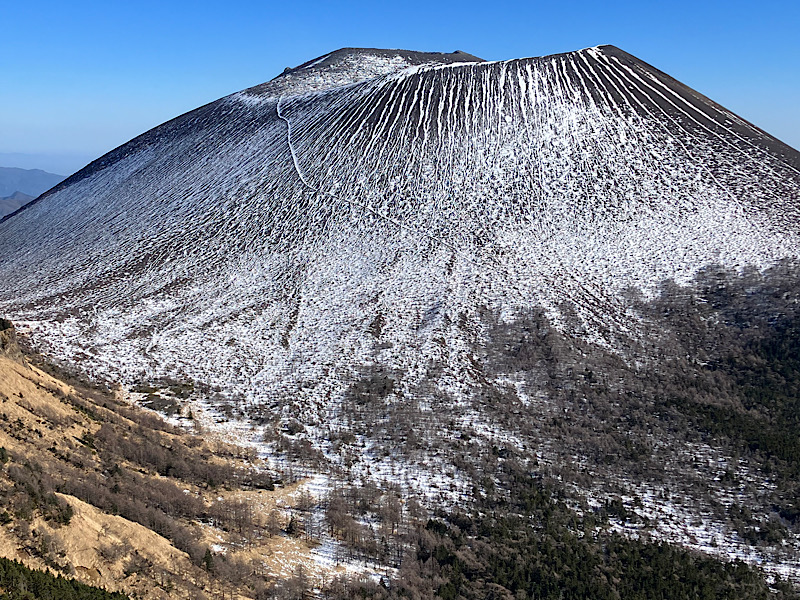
[[5, 45, 800, 579], [1, 45, 799, 407]]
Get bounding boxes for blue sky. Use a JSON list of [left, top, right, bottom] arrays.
[[2, 0, 799, 175]]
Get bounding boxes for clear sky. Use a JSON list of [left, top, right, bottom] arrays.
[[3, 0, 799, 175]]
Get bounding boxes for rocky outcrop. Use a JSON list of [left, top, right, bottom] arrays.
[[0, 318, 25, 364]]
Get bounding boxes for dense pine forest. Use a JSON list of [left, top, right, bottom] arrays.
[[0, 556, 128, 600]]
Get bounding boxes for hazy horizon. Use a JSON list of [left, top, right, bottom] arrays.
[[0, 152, 94, 177]]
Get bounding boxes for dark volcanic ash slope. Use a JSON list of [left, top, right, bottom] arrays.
[[2, 46, 800, 576]]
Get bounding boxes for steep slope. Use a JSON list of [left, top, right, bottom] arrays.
[[5, 319, 795, 600], [0, 320, 346, 598], [1, 46, 800, 583]]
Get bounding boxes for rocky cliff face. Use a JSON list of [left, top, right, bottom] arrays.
[[0, 319, 24, 364]]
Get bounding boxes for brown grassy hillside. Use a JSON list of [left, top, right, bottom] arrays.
[[0, 320, 333, 599]]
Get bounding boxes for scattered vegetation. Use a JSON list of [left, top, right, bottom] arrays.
[[328, 460, 798, 600], [3, 261, 800, 598], [0, 342, 286, 598]]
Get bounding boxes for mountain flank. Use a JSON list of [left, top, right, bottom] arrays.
[[2, 317, 797, 599], [1, 45, 800, 596], [0, 191, 34, 219]]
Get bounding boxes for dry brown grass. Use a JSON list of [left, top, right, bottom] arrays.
[[0, 349, 339, 599]]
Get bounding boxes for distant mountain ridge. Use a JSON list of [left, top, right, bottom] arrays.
[[0, 166, 64, 197], [0, 166, 64, 217], [0, 191, 34, 218]]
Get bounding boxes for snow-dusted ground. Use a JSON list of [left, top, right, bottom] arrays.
[[2, 46, 798, 408], [2, 45, 800, 582], [600, 482, 800, 582], [127, 377, 800, 583]]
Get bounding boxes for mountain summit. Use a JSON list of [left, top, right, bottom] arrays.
[[1, 46, 800, 580]]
